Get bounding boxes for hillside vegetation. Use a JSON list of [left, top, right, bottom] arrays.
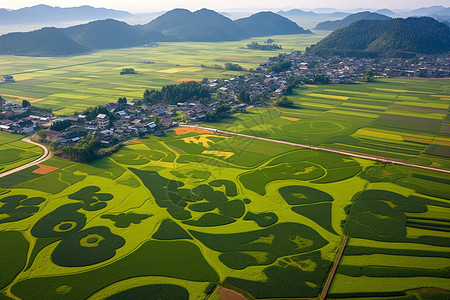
[[235, 12, 311, 37], [307, 17, 450, 57], [0, 27, 89, 56]]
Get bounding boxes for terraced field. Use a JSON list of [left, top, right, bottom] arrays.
[[207, 78, 450, 170], [0, 33, 327, 115], [0, 132, 43, 175], [0, 127, 448, 299]]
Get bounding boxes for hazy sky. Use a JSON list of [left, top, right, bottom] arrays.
[[0, 0, 448, 12]]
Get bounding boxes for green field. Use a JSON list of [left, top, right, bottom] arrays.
[[0, 132, 43, 174], [0, 33, 327, 115], [206, 78, 450, 170], [0, 127, 448, 299]]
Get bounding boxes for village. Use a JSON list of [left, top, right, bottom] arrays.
[[215, 53, 450, 102], [0, 52, 449, 149]]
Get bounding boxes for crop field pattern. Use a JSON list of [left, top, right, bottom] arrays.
[[0, 132, 43, 174], [0, 127, 449, 299], [0, 34, 327, 115], [207, 78, 450, 170]]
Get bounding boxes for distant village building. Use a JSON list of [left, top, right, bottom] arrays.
[[120, 68, 136, 75], [96, 114, 110, 129]]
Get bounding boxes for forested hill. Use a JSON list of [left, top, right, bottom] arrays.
[[307, 17, 450, 57], [235, 12, 311, 37], [314, 11, 391, 31], [63, 19, 142, 49], [139, 8, 244, 41], [0, 27, 89, 56], [0, 8, 312, 56]]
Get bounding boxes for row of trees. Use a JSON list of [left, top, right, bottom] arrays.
[[247, 41, 282, 51], [143, 81, 211, 105]]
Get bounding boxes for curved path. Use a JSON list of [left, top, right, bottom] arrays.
[[0, 138, 51, 178], [180, 125, 450, 174]]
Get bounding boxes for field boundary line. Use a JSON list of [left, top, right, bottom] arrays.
[[0, 138, 51, 178], [320, 235, 349, 300], [179, 125, 450, 174], [6, 60, 107, 76]]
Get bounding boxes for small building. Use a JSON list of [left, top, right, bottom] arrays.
[[96, 114, 110, 129]]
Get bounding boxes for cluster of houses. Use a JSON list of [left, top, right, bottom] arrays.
[[0, 94, 237, 146], [1, 51, 448, 146], [210, 53, 450, 102], [259, 52, 450, 83]]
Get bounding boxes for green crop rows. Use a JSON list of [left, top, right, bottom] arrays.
[[0, 34, 327, 115], [0, 125, 448, 299], [206, 78, 450, 171], [0, 132, 43, 174]]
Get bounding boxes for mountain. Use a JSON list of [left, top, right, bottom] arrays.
[[0, 27, 88, 56], [140, 8, 243, 41], [277, 9, 317, 17], [0, 8, 313, 56], [375, 9, 397, 17], [307, 17, 450, 57], [0, 4, 132, 25], [235, 11, 311, 37], [63, 19, 142, 49], [411, 6, 447, 16], [315, 11, 391, 30]]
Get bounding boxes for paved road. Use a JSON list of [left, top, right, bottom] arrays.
[[181, 125, 450, 174], [0, 138, 51, 178]]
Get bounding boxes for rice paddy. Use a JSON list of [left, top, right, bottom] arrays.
[[0, 132, 44, 175], [0, 37, 449, 299], [0, 33, 327, 115], [207, 78, 450, 170], [0, 127, 448, 299]]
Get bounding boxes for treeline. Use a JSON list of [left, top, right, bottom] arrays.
[[247, 41, 282, 50], [143, 81, 211, 104], [200, 62, 244, 71], [57, 134, 121, 162]]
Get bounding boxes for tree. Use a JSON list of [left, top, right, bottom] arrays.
[[275, 96, 294, 108], [118, 97, 127, 105], [37, 129, 46, 140], [0, 96, 5, 111], [224, 62, 244, 71], [50, 119, 71, 131], [22, 99, 31, 108], [237, 89, 251, 104], [313, 74, 330, 84], [50, 141, 59, 151], [268, 60, 292, 73], [153, 115, 161, 128]]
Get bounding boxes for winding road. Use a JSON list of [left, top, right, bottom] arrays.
[[181, 124, 450, 174], [0, 138, 51, 178]]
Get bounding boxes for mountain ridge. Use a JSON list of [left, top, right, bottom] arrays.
[[307, 17, 450, 57], [315, 11, 391, 30], [0, 8, 312, 56]]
